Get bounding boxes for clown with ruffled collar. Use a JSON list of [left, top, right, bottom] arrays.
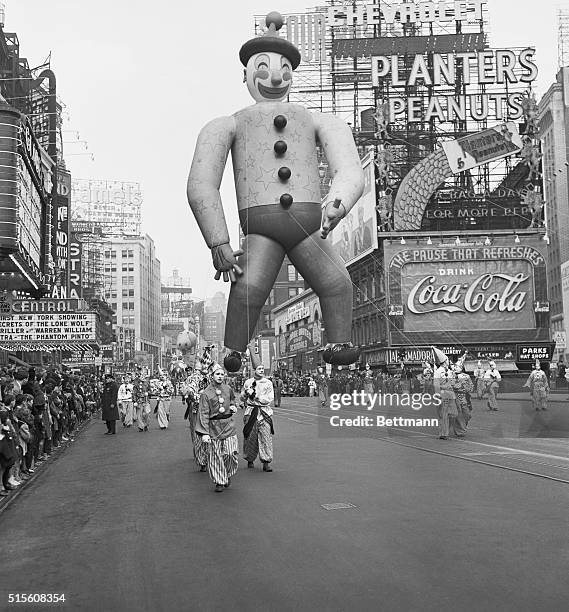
[[195, 363, 239, 492]]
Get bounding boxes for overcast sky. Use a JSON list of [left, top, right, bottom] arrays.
[[6, 0, 562, 300]]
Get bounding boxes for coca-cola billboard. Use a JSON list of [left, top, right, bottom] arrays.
[[386, 235, 549, 345]]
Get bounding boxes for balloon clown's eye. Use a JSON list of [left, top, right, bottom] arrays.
[[258, 62, 268, 70]]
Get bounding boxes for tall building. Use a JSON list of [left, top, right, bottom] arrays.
[[205, 291, 226, 314], [202, 311, 225, 346], [104, 235, 161, 368], [539, 67, 569, 361]]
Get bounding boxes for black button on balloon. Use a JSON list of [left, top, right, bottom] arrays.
[[274, 140, 287, 155], [280, 193, 293, 207], [274, 115, 287, 130], [278, 166, 291, 181]]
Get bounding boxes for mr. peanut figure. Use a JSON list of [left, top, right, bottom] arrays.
[[187, 11, 364, 372]]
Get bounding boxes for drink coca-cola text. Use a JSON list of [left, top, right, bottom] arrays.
[[407, 272, 529, 315]]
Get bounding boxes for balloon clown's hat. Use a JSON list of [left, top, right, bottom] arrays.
[[239, 11, 301, 69]]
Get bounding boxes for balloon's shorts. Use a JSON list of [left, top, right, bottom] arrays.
[[238, 202, 321, 251]]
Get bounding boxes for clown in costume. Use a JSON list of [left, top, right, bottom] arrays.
[[241, 355, 275, 472], [524, 360, 549, 411], [484, 361, 501, 411], [196, 363, 239, 493], [187, 11, 364, 373], [473, 360, 486, 399]]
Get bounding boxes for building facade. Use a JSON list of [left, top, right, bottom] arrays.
[[104, 235, 161, 369], [539, 67, 569, 361]]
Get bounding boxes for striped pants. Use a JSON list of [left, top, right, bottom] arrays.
[[207, 435, 239, 486], [243, 418, 273, 464]]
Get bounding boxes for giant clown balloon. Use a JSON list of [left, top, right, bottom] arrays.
[[187, 11, 364, 372]]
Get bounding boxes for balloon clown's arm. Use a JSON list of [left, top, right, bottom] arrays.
[[187, 116, 236, 249], [314, 112, 365, 217]]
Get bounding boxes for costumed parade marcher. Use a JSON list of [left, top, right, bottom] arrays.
[[421, 362, 434, 395], [273, 375, 283, 408], [473, 360, 486, 399], [451, 359, 474, 438], [133, 373, 151, 432], [316, 366, 329, 407], [101, 374, 119, 435], [156, 374, 174, 430], [432, 347, 457, 440], [187, 11, 365, 374], [484, 361, 501, 411], [524, 360, 549, 411], [117, 374, 134, 428], [241, 350, 275, 471], [184, 347, 214, 471], [195, 363, 239, 492]]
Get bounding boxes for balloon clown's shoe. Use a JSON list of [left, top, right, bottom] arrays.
[[223, 351, 243, 373], [322, 343, 360, 366]]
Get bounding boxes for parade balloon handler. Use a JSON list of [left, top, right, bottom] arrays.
[[195, 363, 239, 493], [523, 360, 550, 412], [187, 10, 364, 373], [241, 346, 275, 472], [484, 361, 502, 411]]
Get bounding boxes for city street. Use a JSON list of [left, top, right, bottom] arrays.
[[1, 396, 569, 611]]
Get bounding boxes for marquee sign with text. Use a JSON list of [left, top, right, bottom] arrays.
[[386, 239, 548, 335], [0, 312, 97, 342]]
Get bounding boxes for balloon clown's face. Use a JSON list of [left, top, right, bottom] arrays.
[[212, 369, 224, 384], [246, 52, 293, 103]]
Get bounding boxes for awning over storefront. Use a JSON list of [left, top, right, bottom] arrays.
[[0, 342, 97, 352], [464, 360, 519, 372]]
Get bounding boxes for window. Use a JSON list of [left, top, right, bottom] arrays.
[[122, 315, 129, 324], [129, 289, 134, 297], [122, 302, 128, 310], [287, 264, 296, 282], [122, 263, 128, 272], [122, 276, 129, 285], [122, 249, 128, 258], [122, 289, 129, 297], [110, 251, 116, 258], [128, 250, 134, 258], [128, 263, 134, 271], [264, 314, 271, 329], [104, 251, 110, 259], [288, 287, 297, 298], [129, 302, 135, 310], [111, 291, 117, 299], [297, 287, 303, 295]]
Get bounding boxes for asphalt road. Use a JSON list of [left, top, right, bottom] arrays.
[[1, 397, 569, 612]]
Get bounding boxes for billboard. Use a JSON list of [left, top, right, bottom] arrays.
[[385, 235, 549, 344], [51, 169, 71, 298], [0, 312, 97, 342], [442, 123, 523, 175], [71, 179, 142, 236], [68, 235, 83, 299], [561, 260, 569, 356], [329, 153, 378, 266]]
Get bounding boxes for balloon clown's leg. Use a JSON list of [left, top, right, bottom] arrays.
[[288, 231, 353, 343], [225, 234, 286, 352]]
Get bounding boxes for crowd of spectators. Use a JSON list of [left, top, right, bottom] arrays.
[[0, 366, 101, 498], [275, 368, 421, 397]]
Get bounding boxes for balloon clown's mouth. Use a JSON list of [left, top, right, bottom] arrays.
[[258, 83, 289, 99]]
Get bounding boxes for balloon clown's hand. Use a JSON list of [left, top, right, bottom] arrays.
[[321, 198, 346, 239], [211, 243, 244, 283]]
